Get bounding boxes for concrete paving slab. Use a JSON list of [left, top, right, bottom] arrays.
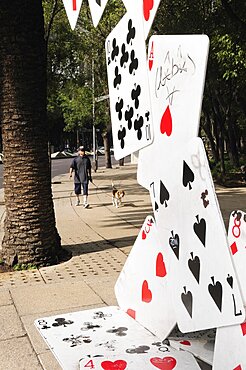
[[0, 304, 26, 340], [0, 289, 12, 306], [10, 280, 103, 316], [0, 336, 43, 370], [85, 274, 119, 306], [38, 351, 62, 370]]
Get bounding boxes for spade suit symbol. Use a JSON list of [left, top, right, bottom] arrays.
[[188, 252, 200, 283], [183, 161, 195, 190], [160, 180, 169, 207], [169, 231, 180, 259], [193, 215, 206, 247], [181, 287, 193, 318], [208, 277, 223, 312]]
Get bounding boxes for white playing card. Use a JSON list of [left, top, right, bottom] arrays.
[[79, 325, 201, 370], [36, 306, 201, 370], [88, 0, 108, 27], [105, 12, 153, 160], [35, 307, 121, 370], [213, 320, 246, 369], [137, 34, 209, 189], [122, 0, 161, 40], [115, 215, 176, 339], [157, 137, 244, 333], [169, 338, 214, 365], [62, 0, 83, 30], [228, 210, 246, 305]]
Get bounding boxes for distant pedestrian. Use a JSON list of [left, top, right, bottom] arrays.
[[69, 146, 92, 208]]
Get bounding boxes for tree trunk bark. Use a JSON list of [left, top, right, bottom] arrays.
[[103, 131, 112, 169], [0, 0, 62, 267]]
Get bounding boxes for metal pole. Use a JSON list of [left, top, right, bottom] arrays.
[[92, 59, 97, 172]]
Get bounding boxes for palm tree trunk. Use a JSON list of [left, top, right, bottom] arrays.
[[0, 0, 62, 267]]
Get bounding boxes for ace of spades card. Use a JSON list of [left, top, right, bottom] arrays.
[[105, 12, 154, 160], [122, 0, 161, 40], [115, 215, 176, 340], [228, 210, 246, 305], [88, 0, 109, 27], [213, 321, 246, 369], [62, 0, 83, 30], [137, 34, 209, 189], [155, 137, 244, 333]]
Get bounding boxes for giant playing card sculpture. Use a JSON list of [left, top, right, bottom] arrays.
[[35, 1, 246, 369]]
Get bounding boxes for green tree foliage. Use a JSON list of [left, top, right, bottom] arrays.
[[42, 0, 124, 151]]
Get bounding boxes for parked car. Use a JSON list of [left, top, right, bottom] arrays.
[[97, 147, 114, 156]]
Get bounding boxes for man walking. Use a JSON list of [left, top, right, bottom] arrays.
[[69, 146, 92, 208]]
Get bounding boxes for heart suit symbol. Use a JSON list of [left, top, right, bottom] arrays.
[[156, 253, 167, 277], [160, 106, 172, 136], [143, 0, 154, 21], [142, 280, 152, 303], [101, 360, 127, 370], [150, 356, 177, 370]]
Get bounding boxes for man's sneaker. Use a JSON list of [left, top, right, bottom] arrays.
[[76, 200, 80, 206], [83, 203, 89, 209]]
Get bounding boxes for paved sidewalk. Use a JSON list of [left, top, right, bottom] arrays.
[[0, 163, 245, 369]]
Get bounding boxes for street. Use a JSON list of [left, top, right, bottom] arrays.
[[0, 155, 130, 189]]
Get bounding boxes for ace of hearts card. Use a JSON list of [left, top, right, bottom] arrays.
[[137, 34, 209, 189], [105, 12, 153, 160], [115, 215, 176, 340]]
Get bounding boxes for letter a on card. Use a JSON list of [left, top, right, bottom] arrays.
[[62, 0, 83, 30]]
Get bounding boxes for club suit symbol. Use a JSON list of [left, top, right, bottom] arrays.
[[120, 43, 129, 68], [126, 19, 136, 45], [111, 38, 119, 61], [129, 50, 138, 75], [113, 66, 121, 89], [118, 127, 126, 149], [125, 106, 134, 130], [115, 98, 123, 120], [134, 115, 144, 140], [131, 84, 141, 109]]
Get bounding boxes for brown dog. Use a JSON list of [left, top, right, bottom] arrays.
[[112, 182, 125, 208]]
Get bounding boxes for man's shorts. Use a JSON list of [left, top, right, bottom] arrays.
[[74, 182, 88, 196]]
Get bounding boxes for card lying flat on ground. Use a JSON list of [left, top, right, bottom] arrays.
[[169, 338, 214, 365], [115, 215, 176, 340], [137, 34, 209, 189], [62, 0, 83, 30], [35, 306, 201, 370], [105, 12, 153, 159], [228, 210, 246, 305]]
